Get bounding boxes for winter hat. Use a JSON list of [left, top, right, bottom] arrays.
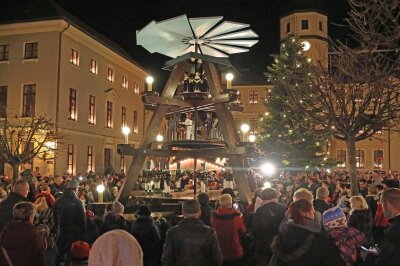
[[323, 206, 347, 230], [89, 230, 143, 266], [71, 241, 90, 262], [65, 179, 79, 189], [136, 204, 152, 216], [112, 201, 125, 215], [219, 194, 233, 207], [86, 210, 95, 219]]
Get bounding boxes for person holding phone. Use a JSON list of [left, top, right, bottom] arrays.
[[367, 188, 400, 265]]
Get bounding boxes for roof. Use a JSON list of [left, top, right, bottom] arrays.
[[0, 0, 149, 74]]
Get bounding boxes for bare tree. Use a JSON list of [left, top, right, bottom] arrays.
[[0, 115, 63, 182], [266, 0, 400, 195]]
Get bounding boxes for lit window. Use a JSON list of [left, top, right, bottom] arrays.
[[70, 49, 79, 66], [319, 21, 323, 31], [301, 20, 309, 30], [0, 44, 9, 61], [373, 150, 383, 169], [87, 146, 94, 172], [249, 118, 258, 134], [337, 150, 346, 167], [24, 42, 38, 59], [67, 144, 74, 175], [107, 67, 114, 82], [133, 82, 139, 94], [90, 59, 97, 74], [122, 76, 128, 89], [121, 106, 127, 127], [22, 84, 36, 117], [0, 86, 7, 118], [133, 110, 138, 134], [249, 90, 258, 104], [356, 150, 365, 168], [106, 101, 113, 128], [88, 95, 96, 124], [68, 88, 77, 120]]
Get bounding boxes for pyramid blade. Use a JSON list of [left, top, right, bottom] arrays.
[[189, 16, 223, 37], [207, 43, 249, 54], [209, 29, 259, 40], [210, 39, 259, 47], [204, 21, 249, 38], [199, 45, 228, 57]]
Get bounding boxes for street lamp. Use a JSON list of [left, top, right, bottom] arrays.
[[156, 134, 164, 142], [122, 126, 131, 144], [248, 134, 256, 142], [225, 73, 234, 89], [96, 184, 105, 203], [240, 123, 250, 142], [146, 76, 154, 91]]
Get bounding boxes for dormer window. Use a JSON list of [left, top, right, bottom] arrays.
[[301, 20, 309, 30]]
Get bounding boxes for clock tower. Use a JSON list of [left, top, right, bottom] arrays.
[[280, 11, 328, 67]]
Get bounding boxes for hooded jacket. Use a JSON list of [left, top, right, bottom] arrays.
[[0, 220, 46, 266], [270, 220, 344, 266], [0, 192, 26, 232], [211, 207, 246, 260]]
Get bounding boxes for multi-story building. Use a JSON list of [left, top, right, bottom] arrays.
[[0, 11, 148, 177], [233, 10, 400, 170]]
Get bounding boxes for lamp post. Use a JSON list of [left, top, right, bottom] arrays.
[[240, 123, 250, 142], [146, 76, 154, 91], [96, 184, 105, 203], [122, 126, 131, 144], [225, 73, 234, 89]]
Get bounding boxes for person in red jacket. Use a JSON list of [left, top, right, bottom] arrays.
[[211, 194, 246, 266]]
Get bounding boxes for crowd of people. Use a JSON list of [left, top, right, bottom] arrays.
[[0, 167, 399, 265]]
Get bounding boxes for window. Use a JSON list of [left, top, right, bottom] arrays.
[[104, 148, 112, 169], [133, 82, 139, 94], [337, 150, 346, 167], [22, 84, 36, 117], [133, 110, 138, 133], [87, 146, 94, 172], [107, 67, 114, 82], [67, 144, 74, 175], [70, 49, 79, 66], [249, 90, 258, 104], [373, 150, 383, 169], [24, 42, 38, 59], [106, 101, 113, 128], [90, 59, 97, 74], [68, 88, 77, 120], [249, 118, 258, 134], [88, 95, 96, 124], [319, 21, 323, 31], [356, 149, 365, 168], [122, 76, 128, 89], [121, 106, 127, 127], [301, 20, 309, 30], [120, 155, 125, 173], [286, 22, 290, 33], [0, 86, 7, 118], [0, 45, 9, 61]]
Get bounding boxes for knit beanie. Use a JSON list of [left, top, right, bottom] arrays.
[[322, 206, 347, 230]]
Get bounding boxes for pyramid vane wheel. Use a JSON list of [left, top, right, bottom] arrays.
[[137, 14, 259, 58]]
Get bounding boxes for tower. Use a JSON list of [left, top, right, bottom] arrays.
[[280, 11, 328, 66]]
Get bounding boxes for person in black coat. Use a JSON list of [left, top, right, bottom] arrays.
[[348, 195, 373, 244], [313, 187, 331, 214], [197, 192, 213, 226], [270, 199, 344, 266], [53, 180, 86, 265], [252, 188, 286, 266], [101, 201, 128, 234], [162, 200, 222, 266], [0, 180, 29, 232], [131, 205, 162, 266], [366, 188, 400, 265]]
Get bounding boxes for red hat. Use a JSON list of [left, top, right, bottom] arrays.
[[70, 241, 90, 261], [85, 210, 95, 219]]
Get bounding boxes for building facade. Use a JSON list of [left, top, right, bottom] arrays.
[[233, 10, 400, 171], [0, 18, 148, 177]]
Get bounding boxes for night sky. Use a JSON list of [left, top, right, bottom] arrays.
[[2, 0, 350, 89]]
